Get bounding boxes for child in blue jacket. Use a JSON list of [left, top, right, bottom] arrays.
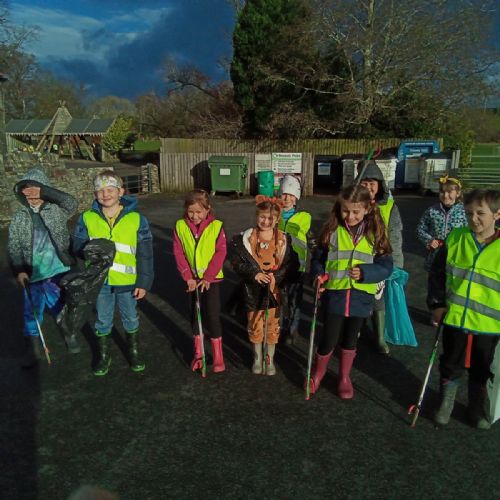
[[73, 171, 154, 376]]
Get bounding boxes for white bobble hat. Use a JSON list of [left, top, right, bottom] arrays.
[[279, 174, 301, 200]]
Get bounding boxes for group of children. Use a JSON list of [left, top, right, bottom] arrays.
[[7, 163, 499, 430]]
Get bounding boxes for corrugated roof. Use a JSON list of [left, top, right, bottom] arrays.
[[6, 119, 51, 135], [6, 117, 114, 136], [64, 118, 92, 135], [85, 118, 114, 134]]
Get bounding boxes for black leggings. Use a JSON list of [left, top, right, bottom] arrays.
[[317, 313, 364, 355], [189, 282, 222, 339], [440, 325, 499, 384]]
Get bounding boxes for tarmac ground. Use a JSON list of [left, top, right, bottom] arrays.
[[1, 191, 498, 499]]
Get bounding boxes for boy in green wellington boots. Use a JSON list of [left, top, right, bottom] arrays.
[[73, 171, 154, 375], [428, 189, 500, 429]]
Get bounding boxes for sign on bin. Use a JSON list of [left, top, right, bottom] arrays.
[[255, 154, 272, 173], [318, 162, 331, 176], [219, 168, 231, 176]]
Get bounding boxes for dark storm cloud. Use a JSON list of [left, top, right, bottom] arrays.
[[45, 0, 235, 98]]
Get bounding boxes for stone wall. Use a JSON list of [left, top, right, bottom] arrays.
[[0, 152, 108, 227]]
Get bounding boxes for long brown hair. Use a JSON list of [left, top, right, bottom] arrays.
[[319, 184, 392, 255], [183, 189, 212, 217], [254, 200, 282, 259]]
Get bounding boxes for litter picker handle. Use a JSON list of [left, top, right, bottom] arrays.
[[194, 287, 207, 378], [408, 324, 442, 427], [305, 274, 328, 400], [25, 285, 52, 365]]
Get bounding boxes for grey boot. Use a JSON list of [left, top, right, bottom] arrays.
[[64, 333, 81, 354], [266, 344, 276, 376], [467, 382, 491, 430], [373, 311, 389, 355], [93, 334, 111, 376], [252, 343, 263, 374], [127, 331, 145, 373], [434, 378, 459, 426]]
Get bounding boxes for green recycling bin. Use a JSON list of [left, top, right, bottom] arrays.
[[208, 156, 248, 195], [257, 170, 275, 196]]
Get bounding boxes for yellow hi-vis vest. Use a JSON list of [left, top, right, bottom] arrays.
[[278, 211, 311, 272], [325, 226, 377, 294], [83, 210, 140, 286], [175, 219, 224, 279], [444, 227, 500, 335], [378, 198, 394, 228]]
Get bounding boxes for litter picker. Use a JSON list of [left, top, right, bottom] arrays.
[[262, 281, 271, 375], [25, 284, 51, 365], [305, 274, 329, 400], [194, 286, 207, 378], [408, 324, 443, 427], [355, 145, 382, 185]]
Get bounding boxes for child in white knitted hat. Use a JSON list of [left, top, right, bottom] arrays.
[[278, 175, 313, 345]]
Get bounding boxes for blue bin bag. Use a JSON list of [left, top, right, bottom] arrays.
[[384, 267, 418, 347]]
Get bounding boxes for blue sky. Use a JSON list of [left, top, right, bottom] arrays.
[[11, 0, 236, 99]]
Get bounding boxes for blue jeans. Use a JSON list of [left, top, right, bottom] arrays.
[[23, 277, 64, 337], [95, 284, 139, 335]]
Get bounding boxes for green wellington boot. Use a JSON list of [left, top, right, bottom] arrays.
[[127, 331, 145, 373], [94, 334, 111, 376], [373, 310, 390, 355]]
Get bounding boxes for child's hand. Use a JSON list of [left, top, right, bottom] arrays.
[[198, 279, 210, 292], [268, 273, 276, 288], [186, 279, 197, 292], [427, 239, 441, 250], [349, 267, 362, 281], [16, 272, 29, 288], [21, 186, 41, 202], [315, 274, 328, 293], [255, 272, 271, 284], [133, 288, 146, 300], [431, 307, 447, 326]]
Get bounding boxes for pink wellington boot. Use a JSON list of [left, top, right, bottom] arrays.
[[191, 335, 203, 371], [338, 348, 357, 399], [305, 351, 333, 395], [210, 337, 226, 373]]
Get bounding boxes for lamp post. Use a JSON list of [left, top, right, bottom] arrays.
[[0, 72, 8, 160]]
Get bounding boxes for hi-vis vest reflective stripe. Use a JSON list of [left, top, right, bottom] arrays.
[[325, 226, 377, 294], [278, 211, 311, 272], [378, 199, 394, 228], [83, 210, 140, 286], [444, 227, 500, 335], [175, 219, 224, 279]]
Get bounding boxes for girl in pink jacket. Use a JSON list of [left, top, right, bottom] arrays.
[[173, 190, 227, 374]]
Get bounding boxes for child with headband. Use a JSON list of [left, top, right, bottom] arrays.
[[417, 174, 467, 271], [230, 196, 299, 375], [73, 170, 154, 376]]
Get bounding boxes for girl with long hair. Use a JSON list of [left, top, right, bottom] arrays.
[[307, 184, 393, 399]]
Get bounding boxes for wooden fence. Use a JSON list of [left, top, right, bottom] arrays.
[[160, 152, 315, 195], [159, 137, 444, 194], [161, 137, 406, 154]]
